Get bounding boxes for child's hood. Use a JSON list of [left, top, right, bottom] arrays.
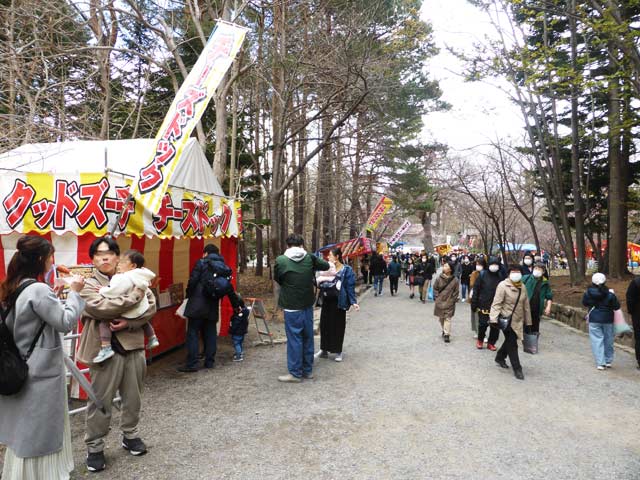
[[128, 267, 156, 286]]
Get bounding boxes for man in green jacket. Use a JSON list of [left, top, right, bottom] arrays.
[[274, 233, 329, 382]]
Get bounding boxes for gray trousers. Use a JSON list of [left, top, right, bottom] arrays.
[[85, 350, 146, 453]]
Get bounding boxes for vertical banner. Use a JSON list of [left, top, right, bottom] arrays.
[[130, 22, 248, 215], [365, 196, 393, 232], [388, 220, 412, 245]]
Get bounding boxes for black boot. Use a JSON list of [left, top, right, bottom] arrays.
[[514, 368, 524, 380], [495, 357, 509, 369], [444, 335, 450, 343]]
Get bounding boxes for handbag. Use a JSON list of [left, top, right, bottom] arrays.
[[175, 299, 188, 319], [497, 287, 522, 331], [613, 309, 632, 336], [0, 280, 41, 396], [523, 332, 539, 354]]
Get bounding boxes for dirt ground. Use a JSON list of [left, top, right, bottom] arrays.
[[549, 269, 636, 310]]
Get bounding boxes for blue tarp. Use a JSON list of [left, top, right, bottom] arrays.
[[493, 243, 537, 252]]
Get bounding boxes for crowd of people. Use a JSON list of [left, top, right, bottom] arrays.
[[365, 249, 640, 380], [1, 234, 639, 479]]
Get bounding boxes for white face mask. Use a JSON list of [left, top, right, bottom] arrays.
[[476, 265, 483, 272], [489, 265, 499, 273], [451, 256, 457, 261], [464, 259, 470, 264], [510, 273, 522, 283], [524, 259, 532, 266], [533, 269, 543, 278]]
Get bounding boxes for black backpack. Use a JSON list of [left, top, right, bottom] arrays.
[[201, 259, 234, 300], [0, 280, 40, 396]]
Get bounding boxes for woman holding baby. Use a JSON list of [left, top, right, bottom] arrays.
[[314, 247, 359, 363]]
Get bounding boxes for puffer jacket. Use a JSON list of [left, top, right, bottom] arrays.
[[471, 270, 503, 313], [582, 285, 620, 324]]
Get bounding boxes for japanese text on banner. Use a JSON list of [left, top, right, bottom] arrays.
[[388, 220, 412, 245], [130, 22, 248, 215], [365, 196, 393, 232]]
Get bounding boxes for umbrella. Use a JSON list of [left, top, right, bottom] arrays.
[[64, 355, 106, 415]]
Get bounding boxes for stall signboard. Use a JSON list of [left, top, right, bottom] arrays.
[[131, 22, 248, 215], [0, 172, 238, 239], [435, 243, 452, 256], [387, 220, 411, 246], [340, 237, 376, 258], [365, 196, 393, 232]]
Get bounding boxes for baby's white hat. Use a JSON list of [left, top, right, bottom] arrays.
[[592, 272, 606, 285]]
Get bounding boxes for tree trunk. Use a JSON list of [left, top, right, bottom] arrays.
[[569, 0, 586, 280], [255, 197, 264, 277], [349, 115, 363, 238], [421, 211, 434, 253], [607, 49, 626, 279]]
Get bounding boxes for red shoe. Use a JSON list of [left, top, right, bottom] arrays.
[[487, 343, 497, 351], [476, 340, 483, 349]]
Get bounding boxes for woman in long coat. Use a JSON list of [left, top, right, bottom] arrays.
[[0, 235, 85, 479], [433, 261, 459, 343], [489, 264, 532, 380], [315, 247, 359, 362]]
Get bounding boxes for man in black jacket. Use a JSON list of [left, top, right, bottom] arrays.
[[625, 277, 640, 369], [471, 257, 505, 350], [370, 253, 387, 296], [179, 244, 240, 372]]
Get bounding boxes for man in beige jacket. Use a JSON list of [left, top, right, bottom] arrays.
[[77, 236, 157, 472]]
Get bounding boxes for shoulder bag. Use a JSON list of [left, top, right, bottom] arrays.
[[497, 286, 522, 331], [0, 280, 41, 396]]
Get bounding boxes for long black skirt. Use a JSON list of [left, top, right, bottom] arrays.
[[320, 296, 347, 354]]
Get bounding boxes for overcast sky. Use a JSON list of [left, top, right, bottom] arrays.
[[420, 0, 524, 155]]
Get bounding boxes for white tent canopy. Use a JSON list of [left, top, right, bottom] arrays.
[[0, 138, 225, 196]]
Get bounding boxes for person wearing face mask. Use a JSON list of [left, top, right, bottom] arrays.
[[469, 258, 487, 338], [522, 262, 553, 336], [471, 257, 504, 350], [459, 256, 474, 302], [433, 261, 459, 343], [489, 264, 532, 380], [583, 273, 619, 370], [407, 258, 417, 298], [413, 255, 428, 303], [521, 252, 534, 276]]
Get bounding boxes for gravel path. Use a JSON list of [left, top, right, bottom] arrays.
[[66, 286, 640, 479]]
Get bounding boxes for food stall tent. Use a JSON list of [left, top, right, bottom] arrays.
[[0, 138, 239, 362]]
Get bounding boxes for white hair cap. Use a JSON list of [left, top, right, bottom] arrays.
[[592, 272, 606, 285]]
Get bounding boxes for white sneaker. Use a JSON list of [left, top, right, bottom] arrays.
[[146, 335, 160, 350], [335, 353, 343, 362], [314, 350, 328, 359], [93, 346, 115, 363], [597, 365, 605, 371], [461, 298, 466, 302], [605, 363, 612, 368], [278, 374, 302, 383]]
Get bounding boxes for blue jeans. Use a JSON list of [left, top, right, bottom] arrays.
[[232, 334, 244, 355], [589, 322, 614, 366], [186, 317, 216, 368], [284, 308, 314, 378], [373, 275, 384, 294], [461, 282, 469, 300]]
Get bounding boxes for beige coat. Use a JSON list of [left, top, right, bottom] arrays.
[[489, 279, 532, 340], [433, 272, 459, 319], [77, 270, 157, 365]]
